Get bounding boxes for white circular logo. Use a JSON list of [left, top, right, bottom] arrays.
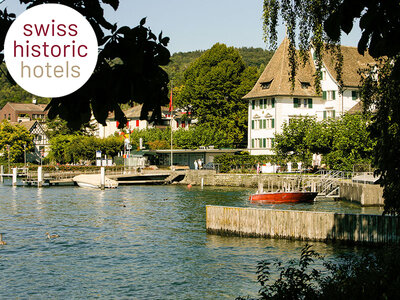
[[4, 4, 98, 98]]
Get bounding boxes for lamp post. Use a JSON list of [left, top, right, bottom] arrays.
[[6, 144, 10, 174], [24, 144, 27, 169]]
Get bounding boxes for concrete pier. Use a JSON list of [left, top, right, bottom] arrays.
[[206, 205, 400, 244], [183, 171, 384, 206]]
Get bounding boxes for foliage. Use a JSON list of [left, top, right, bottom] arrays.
[[176, 43, 258, 146], [163, 47, 273, 89], [44, 117, 97, 138], [0, 65, 50, 109], [48, 135, 123, 163], [237, 244, 400, 300], [273, 114, 374, 171], [1, 1, 170, 130], [0, 120, 34, 163], [362, 60, 400, 215], [214, 153, 278, 173], [129, 124, 236, 150], [274, 117, 317, 165]]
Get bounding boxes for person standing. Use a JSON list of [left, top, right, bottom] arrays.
[[194, 160, 198, 170], [198, 159, 202, 169]]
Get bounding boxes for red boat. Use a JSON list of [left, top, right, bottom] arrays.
[[249, 191, 318, 204]]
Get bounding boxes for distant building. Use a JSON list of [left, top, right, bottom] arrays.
[[96, 104, 193, 138], [9, 120, 49, 161], [244, 37, 374, 155], [0, 101, 48, 123]]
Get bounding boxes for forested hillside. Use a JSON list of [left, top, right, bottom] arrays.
[[0, 64, 49, 109], [164, 47, 273, 87]]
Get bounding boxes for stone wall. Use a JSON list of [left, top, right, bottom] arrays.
[[207, 205, 398, 244]]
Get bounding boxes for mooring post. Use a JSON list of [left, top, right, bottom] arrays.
[[37, 166, 43, 187], [0, 165, 3, 183], [12, 167, 17, 186], [100, 167, 105, 190], [201, 177, 204, 189], [258, 179, 263, 194]]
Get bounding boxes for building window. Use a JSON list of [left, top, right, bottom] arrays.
[[323, 90, 336, 100], [323, 110, 336, 119], [301, 82, 311, 89], [352, 91, 360, 100], [253, 118, 275, 130], [293, 98, 312, 108], [254, 98, 275, 110], [260, 80, 273, 89]]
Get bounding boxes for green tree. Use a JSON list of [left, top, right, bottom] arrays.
[[177, 43, 258, 146], [0, 120, 34, 163], [274, 117, 317, 164], [44, 117, 97, 139], [274, 114, 374, 171]]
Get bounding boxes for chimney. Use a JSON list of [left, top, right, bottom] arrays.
[[32, 98, 37, 104]]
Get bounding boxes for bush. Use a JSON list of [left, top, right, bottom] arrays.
[[214, 153, 279, 173], [237, 244, 400, 300]]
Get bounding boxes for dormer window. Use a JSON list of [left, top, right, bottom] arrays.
[[260, 80, 272, 89], [301, 82, 311, 89]]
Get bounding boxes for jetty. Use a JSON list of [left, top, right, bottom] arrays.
[[0, 166, 186, 187]]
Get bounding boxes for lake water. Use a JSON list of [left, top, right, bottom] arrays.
[[0, 183, 382, 299]]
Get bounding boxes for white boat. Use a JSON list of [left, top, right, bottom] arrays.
[[73, 174, 118, 189]]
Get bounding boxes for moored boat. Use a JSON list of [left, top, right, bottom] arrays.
[[249, 191, 317, 204], [73, 174, 118, 189]]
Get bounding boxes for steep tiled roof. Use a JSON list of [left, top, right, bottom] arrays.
[[323, 46, 375, 87], [243, 37, 317, 99], [9, 120, 36, 131], [7, 103, 47, 112]]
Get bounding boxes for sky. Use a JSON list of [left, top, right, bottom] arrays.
[[0, 0, 362, 54]]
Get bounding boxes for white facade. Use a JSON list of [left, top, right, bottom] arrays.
[[248, 59, 362, 155], [96, 115, 191, 138]]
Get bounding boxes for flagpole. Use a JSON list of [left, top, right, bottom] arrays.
[[170, 81, 173, 169]]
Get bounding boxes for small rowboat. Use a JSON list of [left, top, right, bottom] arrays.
[[249, 191, 317, 204]]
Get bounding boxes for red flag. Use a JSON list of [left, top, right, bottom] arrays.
[[169, 88, 173, 112]]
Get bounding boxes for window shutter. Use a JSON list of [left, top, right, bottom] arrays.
[[332, 110, 336, 118], [251, 120, 254, 129], [271, 138, 275, 147], [322, 91, 327, 100], [263, 119, 266, 129], [272, 98, 275, 108], [272, 119, 275, 128], [293, 98, 299, 108], [263, 138, 266, 148], [352, 91, 357, 100], [252, 100, 255, 109], [332, 91, 336, 100], [323, 111, 327, 119], [259, 120, 262, 129], [252, 139, 254, 148], [308, 98, 313, 108]]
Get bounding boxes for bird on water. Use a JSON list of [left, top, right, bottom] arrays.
[[46, 232, 60, 239], [0, 233, 7, 245]]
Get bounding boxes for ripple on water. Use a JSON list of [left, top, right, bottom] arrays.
[[0, 184, 378, 299]]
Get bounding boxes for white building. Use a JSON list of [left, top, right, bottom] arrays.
[[96, 104, 192, 138], [244, 38, 374, 155]]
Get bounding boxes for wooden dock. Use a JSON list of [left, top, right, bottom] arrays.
[[206, 205, 400, 244]]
